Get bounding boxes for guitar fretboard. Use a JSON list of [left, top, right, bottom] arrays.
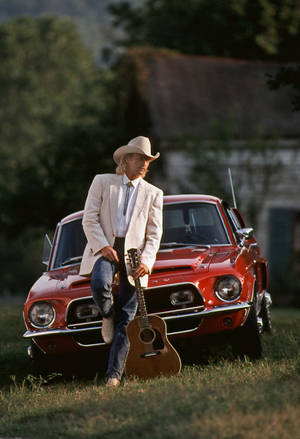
[[135, 276, 150, 328]]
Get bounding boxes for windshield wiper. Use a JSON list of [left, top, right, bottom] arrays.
[[61, 256, 82, 266], [160, 242, 210, 249]]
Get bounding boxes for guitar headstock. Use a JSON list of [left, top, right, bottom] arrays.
[[127, 248, 141, 270]]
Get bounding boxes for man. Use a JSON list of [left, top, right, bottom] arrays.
[[80, 136, 163, 386]]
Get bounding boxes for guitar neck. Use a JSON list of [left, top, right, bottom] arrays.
[[134, 276, 149, 328]]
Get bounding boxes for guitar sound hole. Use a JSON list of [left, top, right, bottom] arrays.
[[140, 328, 155, 343]]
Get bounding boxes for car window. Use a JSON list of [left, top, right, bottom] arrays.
[[53, 219, 87, 269], [162, 203, 230, 245]]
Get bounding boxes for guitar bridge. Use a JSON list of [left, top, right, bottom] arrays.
[[141, 351, 161, 358]]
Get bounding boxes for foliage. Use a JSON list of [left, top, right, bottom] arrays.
[[0, 0, 144, 64], [0, 0, 112, 20], [0, 303, 300, 438], [0, 16, 119, 293], [109, 0, 300, 61]]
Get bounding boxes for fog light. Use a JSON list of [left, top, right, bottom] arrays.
[[75, 304, 99, 320], [170, 290, 194, 306]]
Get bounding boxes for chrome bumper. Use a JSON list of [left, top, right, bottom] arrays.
[[23, 302, 251, 343]]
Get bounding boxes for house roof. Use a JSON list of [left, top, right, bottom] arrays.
[[118, 47, 300, 140]]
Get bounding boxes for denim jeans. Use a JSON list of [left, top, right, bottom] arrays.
[[91, 255, 137, 380]]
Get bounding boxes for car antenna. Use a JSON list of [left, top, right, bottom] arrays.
[[228, 168, 237, 209]]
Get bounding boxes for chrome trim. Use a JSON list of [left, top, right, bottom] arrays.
[[24, 302, 251, 341], [216, 203, 232, 244], [167, 327, 200, 336], [68, 320, 102, 328], [160, 305, 204, 315], [23, 325, 101, 338], [77, 340, 106, 347], [66, 306, 205, 330], [49, 222, 61, 271], [165, 302, 250, 318]]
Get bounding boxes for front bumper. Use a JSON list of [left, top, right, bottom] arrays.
[[23, 302, 251, 347]]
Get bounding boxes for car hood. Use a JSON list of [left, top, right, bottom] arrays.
[[153, 246, 237, 273], [27, 246, 238, 300]]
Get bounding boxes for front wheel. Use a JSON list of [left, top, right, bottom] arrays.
[[231, 306, 262, 359], [259, 292, 273, 334]]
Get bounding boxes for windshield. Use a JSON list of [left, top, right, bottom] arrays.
[[53, 219, 87, 269], [51, 202, 230, 269], [161, 202, 230, 247]]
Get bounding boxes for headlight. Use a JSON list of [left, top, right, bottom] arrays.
[[214, 276, 242, 302], [28, 302, 55, 328]]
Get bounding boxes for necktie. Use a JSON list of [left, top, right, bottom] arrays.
[[123, 182, 133, 216]]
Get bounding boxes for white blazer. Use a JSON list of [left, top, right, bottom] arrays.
[[79, 174, 163, 287]]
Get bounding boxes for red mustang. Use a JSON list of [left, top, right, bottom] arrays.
[[23, 195, 272, 365]]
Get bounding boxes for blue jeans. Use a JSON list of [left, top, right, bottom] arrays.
[[91, 256, 137, 380]]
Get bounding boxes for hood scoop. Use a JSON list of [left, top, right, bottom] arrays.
[[152, 265, 192, 274]]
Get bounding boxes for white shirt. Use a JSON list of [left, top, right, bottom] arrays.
[[115, 174, 141, 237]]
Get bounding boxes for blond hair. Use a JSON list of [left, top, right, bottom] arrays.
[[115, 154, 133, 175]]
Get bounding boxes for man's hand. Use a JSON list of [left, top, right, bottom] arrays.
[[133, 263, 149, 279], [100, 246, 119, 263]]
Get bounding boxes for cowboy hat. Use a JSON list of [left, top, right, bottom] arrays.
[[113, 136, 160, 164]]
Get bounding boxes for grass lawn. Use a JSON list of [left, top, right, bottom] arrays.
[[0, 301, 299, 439]]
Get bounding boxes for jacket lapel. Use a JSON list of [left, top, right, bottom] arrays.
[[128, 179, 148, 231], [110, 175, 122, 234]]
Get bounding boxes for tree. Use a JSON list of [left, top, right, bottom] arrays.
[[109, 0, 300, 60], [0, 16, 114, 235], [0, 17, 116, 293]]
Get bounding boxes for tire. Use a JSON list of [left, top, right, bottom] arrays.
[[231, 305, 262, 359], [259, 293, 273, 334]]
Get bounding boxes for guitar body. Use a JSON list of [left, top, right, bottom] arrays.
[[125, 314, 182, 380]]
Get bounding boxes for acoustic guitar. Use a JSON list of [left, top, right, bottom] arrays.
[[125, 248, 182, 380]]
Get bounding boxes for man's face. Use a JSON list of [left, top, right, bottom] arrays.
[[125, 153, 151, 180]]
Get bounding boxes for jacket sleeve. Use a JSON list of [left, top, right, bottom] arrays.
[[140, 188, 163, 272], [82, 175, 109, 255]]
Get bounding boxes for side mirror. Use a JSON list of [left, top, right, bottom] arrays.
[[42, 234, 52, 266], [236, 227, 254, 247]]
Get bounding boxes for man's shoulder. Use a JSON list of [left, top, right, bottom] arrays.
[[141, 179, 163, 196], [92, 173, 121, 184]]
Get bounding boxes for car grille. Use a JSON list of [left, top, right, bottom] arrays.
[[66, 283, 205, 345]]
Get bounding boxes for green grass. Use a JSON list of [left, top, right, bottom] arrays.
[[0, 302, 299, 439]]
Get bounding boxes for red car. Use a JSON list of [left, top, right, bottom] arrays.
[[23, 194, 272, 367]]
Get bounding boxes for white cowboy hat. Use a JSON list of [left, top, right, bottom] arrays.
[[113, 136, 160, 164]]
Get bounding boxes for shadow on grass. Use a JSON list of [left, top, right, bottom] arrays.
[[1, 334, 235, 390]]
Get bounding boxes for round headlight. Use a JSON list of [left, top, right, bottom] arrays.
[[28, 302, 55, 328], [214, 276, 242, 302]]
